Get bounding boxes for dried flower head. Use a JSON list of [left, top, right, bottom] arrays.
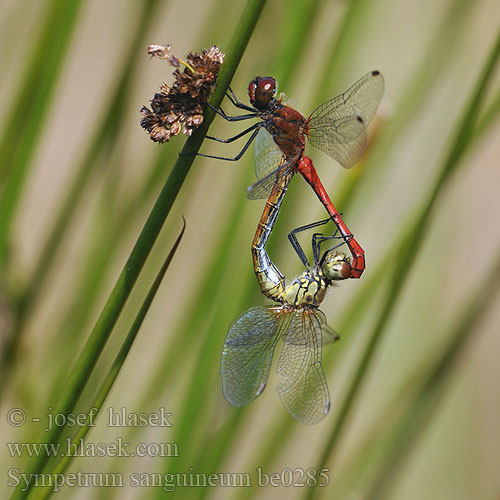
[[140, 45, 224, 143], [147, 44, 182, 68]]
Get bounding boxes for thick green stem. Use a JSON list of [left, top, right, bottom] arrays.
[[8, 1, 266, 499]]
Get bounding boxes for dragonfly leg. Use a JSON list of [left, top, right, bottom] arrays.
[[313, 233, 349, 266], [288, 218, 332, 267], [226, 87, 256, 112], [207, 103, 257, 122], [186, 127, 260, 161], [206, 123, 261, 144], [297, 156, 365, 278], [288, 231, 309, 268]]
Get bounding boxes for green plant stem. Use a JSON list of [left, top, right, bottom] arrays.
[[303, 25, 500, 500], [32, 221, 185, 500], [8, 1, 266, 498]]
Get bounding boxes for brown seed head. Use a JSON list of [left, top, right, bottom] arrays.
[[140, 45, 224, 143]]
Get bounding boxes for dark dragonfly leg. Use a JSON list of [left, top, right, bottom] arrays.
[[207, 103, 257, 122], [193, 127, 261, 161], [297, 157, 365, 278], [288, 218, 341, 267], [313, 232, 350, 267], [205, 123, 261, 144], [225, 87, 256, 112]]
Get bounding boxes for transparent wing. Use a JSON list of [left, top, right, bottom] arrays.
[[246, 128, 287, 200], [307, 71, 384, 168], [246, 157, 294, 201], [321, 322, 340, 345], [254, 127, 284, 181], [276, 309, 331, 424], [221, 306, 291, 407]]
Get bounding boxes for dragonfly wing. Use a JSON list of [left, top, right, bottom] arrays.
[[246, 167, 282, 200], [246, 157, 294, 200], [307, 71, 384, 168], [221, 306, 287, 407], [254, 128, 284, 181], [321, 320, 340, 345], [247, 128, 287, 200], [276, 309, 331, 424], [307, 116, 367, 169]]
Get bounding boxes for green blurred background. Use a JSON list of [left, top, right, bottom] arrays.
[[1, 0, 500, 499]]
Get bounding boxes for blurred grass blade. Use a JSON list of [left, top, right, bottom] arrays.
[[273, 0, 321, 88], [473, 83, 500, 144], [32, 219, 186, 500], [310, 0, 482, 337], [365, 248, 500, 500], [192, 413, 247, 500], [363, 0, 474, 157], [319, 242, 500, 497], [0, 0, 164, 388], [0, 0, 84, 264], [42, 149, 175, 403], [304, 25, 500, 500], [8, 1, 267, 498], [312, 0, 371, 100]]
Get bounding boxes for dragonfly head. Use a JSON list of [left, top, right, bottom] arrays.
[[321, 251, 351, 281], [248, 77, 277, 111]]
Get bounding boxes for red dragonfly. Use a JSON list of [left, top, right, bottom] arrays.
[[198, 71, 384, 278]]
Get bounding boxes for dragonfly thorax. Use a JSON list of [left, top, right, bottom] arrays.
[[282, 250, 351, 308], [262, 103, 307, 158], [282, 268, 330, 308]]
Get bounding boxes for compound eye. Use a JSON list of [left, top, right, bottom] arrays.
[[322, 252, 351, 280], [257, 77, 276, 94], [248, 81, 257, 100], [248, 76, 276, 110]]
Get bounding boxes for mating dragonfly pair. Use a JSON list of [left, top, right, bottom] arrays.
[[197, 71, 384, 424]]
